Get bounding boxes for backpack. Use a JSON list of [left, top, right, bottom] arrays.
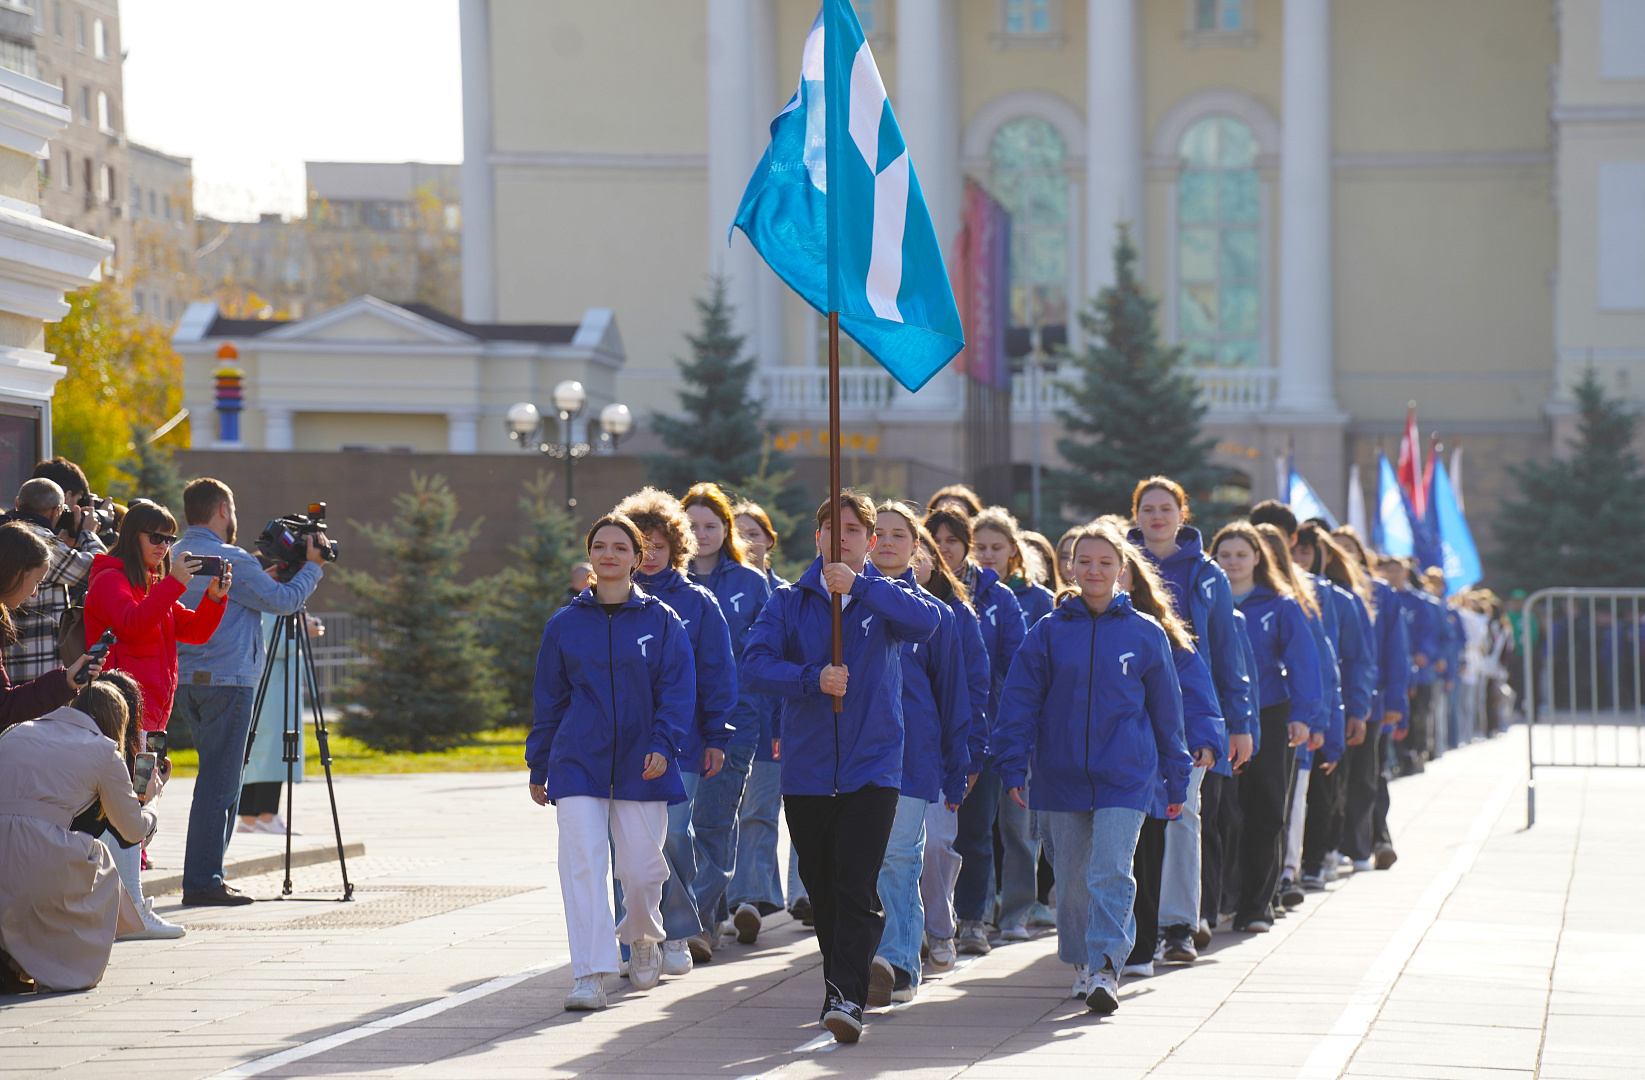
[[57, 590, 87, 667]]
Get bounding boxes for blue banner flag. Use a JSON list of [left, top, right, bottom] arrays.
[[1429, 457, 1481, 595], [1287, 465, 1337, 529], [1374, 452, 1414, 558], [732, 0, 964, 392]]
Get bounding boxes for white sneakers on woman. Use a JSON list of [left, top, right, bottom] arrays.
[[628, 941, 663, 990], [1070, 964, 1091, 998], [661, 939, 693, 976], [565, 974, 606, 1011], [116, 898, 186, 941]]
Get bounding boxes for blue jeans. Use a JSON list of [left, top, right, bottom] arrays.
[[876, 795, 928, 986], [1045, 807, 1146, 972], [953, 761, 1001, 921], [176, 684, 256, 895], [730, 759, 784, 910], [692, 735, 756, 927], [616, 770, 702, 944], [995, 779, 1039, 928]]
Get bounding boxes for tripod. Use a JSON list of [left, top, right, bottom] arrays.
[[243, 605, 354, 901]]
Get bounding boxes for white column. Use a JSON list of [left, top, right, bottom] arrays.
[[898, 0, 960, 261], [1275, 0, 1338, 412], [1085, 0, 1143, 296], [708, 0, 759, 347], [263, 408, 293, 452], [751, 0, 786, 366], [447, 410, 479, 453], [459, 0, 496, 322]]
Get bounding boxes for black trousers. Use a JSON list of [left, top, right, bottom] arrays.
[[1199, 770, 1229, 926], [1217, 767, 1244, 921], [784, 784, 900, 1008], [1339, 724, 1384, 861], [1127, 816, 1168, 965], [1236, 702, 1294, 925], [1300, 757, 1345, 877], [239, 781, 282, 817], [1374, 728, 1395, 847]]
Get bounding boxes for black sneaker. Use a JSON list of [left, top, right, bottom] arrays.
[[822, 998, 864, 1043], [791, 897, 814, 926], [1280, 878, 1305, 909], [181, 883, 255, 907], [1161, 924, 1197, 964]]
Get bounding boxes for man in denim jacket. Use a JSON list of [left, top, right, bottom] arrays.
[[174, 478, 329, 905]]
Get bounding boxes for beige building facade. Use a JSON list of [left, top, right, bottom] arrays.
[[459, 1, 1636, 530]]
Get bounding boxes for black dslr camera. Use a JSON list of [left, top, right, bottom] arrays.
[[57, 493, 118, 543], [256, 503, 339, 582]]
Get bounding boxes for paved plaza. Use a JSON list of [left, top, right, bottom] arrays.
[[2, 727, 1641, 1080]]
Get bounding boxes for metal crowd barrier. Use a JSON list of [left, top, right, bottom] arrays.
[[1523, 588, 1645, 826]]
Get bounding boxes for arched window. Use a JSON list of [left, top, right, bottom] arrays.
[[1177, 115, 1260, 367], [988, 116, 1068, 329]]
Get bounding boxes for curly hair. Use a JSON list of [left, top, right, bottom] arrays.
[[613, 487, 696, 571], [682, 482, 750, 566]]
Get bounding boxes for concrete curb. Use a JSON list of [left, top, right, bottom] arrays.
[[145, 841, 367, 896]]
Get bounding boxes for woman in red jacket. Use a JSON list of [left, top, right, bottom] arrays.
[[84, 501, 230, 736]]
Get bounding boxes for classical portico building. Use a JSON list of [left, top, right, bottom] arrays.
[[460, 0, 1641, 528]]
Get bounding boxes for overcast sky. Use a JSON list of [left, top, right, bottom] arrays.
[[121, 0, 464, 222]]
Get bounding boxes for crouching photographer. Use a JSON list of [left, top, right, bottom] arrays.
[[173, 479, 331, 907]]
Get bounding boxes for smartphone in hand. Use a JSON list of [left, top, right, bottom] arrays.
[[191, 555, 225, 578], [133, 752, 157, 798]]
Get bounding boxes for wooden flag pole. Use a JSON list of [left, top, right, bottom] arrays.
[[828, 311, 844, 714]]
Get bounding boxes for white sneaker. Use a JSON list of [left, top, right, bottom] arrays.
[[628, 941, 662, 991], [1070, 963, 1091, 998], [998, 924, 1029, 942], [255, 815, 297, 835], [661, 939, 693, 976], [565, 974, 606, 1011], [926, 934, 956, 972], [1121, 961, 1154, 978], [117, 899, 186, 941], [715, 919, 737, 946], [1352, 858, 1374, 873], [1085, 963, 1119, 1014], [733, 902, 762, 945], [235, 819, 256, 834]]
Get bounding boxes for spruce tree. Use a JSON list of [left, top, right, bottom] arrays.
[[725, 450, 812, 581], [335, 473, 502, 751], [1044, 226, 1233, 525], [116, 427, 186, 523], [478, 472, 584, 727], [1494, 369, 1645, 590], [646, 278, 786, 493]]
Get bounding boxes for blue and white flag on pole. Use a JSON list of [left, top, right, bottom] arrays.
[[732, 0, 964, 392], [1374, 452, 1415, 558], [1430, 456, 1481, 595], [1287, 464, 1337, 529]]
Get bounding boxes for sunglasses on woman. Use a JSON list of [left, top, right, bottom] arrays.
[[146, 532, 178, 547]]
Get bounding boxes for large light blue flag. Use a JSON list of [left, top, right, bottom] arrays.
[[1374, 452, 1415, 558], [1288, 465, 1337, 529], [1430, 457, 1481, 595], [732, 0, 964, 393]]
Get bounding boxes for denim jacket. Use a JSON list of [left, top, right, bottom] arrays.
[[177, 526, 323, 687]]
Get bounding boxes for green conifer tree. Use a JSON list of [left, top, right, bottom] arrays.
[[478, 472, 584, 726], [335, 473, 502, 751], [115, 427, 185, 522], [1494, 369, 1645, 590], [1044, 226, 1234, 525], [725, 450, 811, 581], [646, 278, 788, 493]]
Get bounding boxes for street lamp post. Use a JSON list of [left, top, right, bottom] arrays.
[[507, 382, 630, 511]]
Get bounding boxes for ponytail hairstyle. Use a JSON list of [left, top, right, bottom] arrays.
[[97, 670, 146, 768], [1330, 524, 1379, 620], [1020, 530, 1061, 592], [0, 521, 51, 648], [613, 487, 696, 571], [925, 484, 984, 518], [1054, 517, 1138, 607], [970, 505, 1027, 580], [1092, 515, 1193, 651], [1254, 522, 1320, 619], [682, 482, 750, 566], [584, 511, 651, 577], [732, 500, 779, 550], [1299, 521, 1371, 610], [1209, 521, 1294, 603]]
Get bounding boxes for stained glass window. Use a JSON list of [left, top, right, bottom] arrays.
[[1177, 115, 1261, 368], [988, 117, 1068, 329]]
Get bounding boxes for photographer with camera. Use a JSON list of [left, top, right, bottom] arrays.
[[2, 478, 106, 684], [171, 479, 329, 907], [31, 457, 117, 548]]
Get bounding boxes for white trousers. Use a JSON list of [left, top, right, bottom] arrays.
[[1159, 765, 1206, 929], [1282, 766, 1311, 883], [920, 801, 961, 938], [556, 795, 669, 978]]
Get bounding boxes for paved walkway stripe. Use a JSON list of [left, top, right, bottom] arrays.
[[201, 955, 570, 1079], [1293, 767, 1522, 1080]]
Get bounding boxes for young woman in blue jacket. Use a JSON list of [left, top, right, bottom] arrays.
[[993, 519, 1191, 1016], [1210, 522, 1324, 933], [927, 506, 1026, 955], [1129, 476, 1255, 963], [742, 490, 941, 1043], [1338, 531, 1411, 871], [615, 488, 737, 973], [865, 502, 970, 1007], [682, 483, 775, 948], [527, 512, 697, 1012]]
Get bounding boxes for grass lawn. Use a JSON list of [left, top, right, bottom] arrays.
[[165, 726, 530, 778]]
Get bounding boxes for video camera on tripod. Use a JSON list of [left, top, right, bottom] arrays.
[[256, 503, 340, 582]]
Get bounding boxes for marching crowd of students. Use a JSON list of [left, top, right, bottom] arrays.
[[525, 476, 1503, 1043]]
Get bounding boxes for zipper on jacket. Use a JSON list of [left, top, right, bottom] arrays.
[[608, 608, 618, 796], [1086, 612, 1098, 807]]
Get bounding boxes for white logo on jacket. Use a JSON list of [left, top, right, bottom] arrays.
[[861, 614, 873, 632], [985, 604, 997, 626], [637, 634, 655, 658], [1202, 578, 1215, 599], [1119, 651, 1136, 675], [1261, 612, 1275, 632], [730, 592, 745, 613]]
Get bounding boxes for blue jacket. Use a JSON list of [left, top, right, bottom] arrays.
[[742, 557, 941, 796], [1234, 585, 1325, 735], [1150, 643, 1224, 815], [947, 594, 992, 771], [1331, 585, 1375, 722], [895, 573, 971, 805], [755, 569, 789, 761], [1369, 580, 1411, 729], [1231, 608, 1259, 764], [689, 551, 774, 748], [1300, 577, 1345, 766], [527, 587, 695, 803], [176, 525, 324, 686], [965, 565, 1026, 732], [1400, 586, 1442, 686], [1131, 527, 1256, 738], [993, 592, 1191, 813], [1012, 578, 1056, 631], [1441, 605, 1464, 686], [634, 568, 737, 773]]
